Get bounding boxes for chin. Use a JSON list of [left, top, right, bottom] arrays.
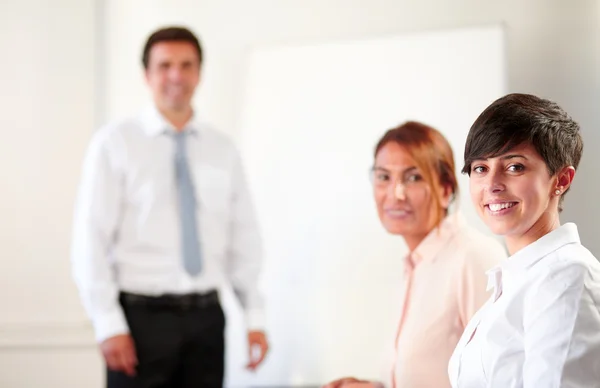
[[486, 225, 508, 236], [482, 218, 515, 237], [386, 228, 407, 236], [382, 221, 410, 236], [163, 98, 188, 108]]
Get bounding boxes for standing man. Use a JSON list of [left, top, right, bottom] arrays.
[[71, 26, 268, 388]]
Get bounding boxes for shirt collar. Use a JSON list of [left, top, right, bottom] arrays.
[[485, 222, 581, 293], [408, 212, 465, 267], [138, 104, 201, 137], [503, 222, 579, 272]]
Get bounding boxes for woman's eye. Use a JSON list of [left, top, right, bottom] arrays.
[[472, 166, 486, 174], [508, 164, 525, 172], [376, 173, 390, 181], [406, 174, 422, 183]]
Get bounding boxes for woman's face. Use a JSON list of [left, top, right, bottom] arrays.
[[372, 142, 451, 248], [468, 142, 573, 250]]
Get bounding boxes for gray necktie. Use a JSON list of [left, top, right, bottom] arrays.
[[173, 131, 202, 276]]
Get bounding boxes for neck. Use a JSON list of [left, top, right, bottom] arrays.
[[505, 211, 560, 256], [404, 215, 447, 252], [404, 231, 429, 252], [158, 105, 193, 131]]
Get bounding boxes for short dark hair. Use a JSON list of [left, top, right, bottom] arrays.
[[462, 93, 583, 209], [142, 26, 203, 69]]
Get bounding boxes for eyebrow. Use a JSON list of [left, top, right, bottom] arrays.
[[372, 166, 418, 174], [157, 59, 195, 66], [473, 154, 528, 162], [501, 154, 528, 160]]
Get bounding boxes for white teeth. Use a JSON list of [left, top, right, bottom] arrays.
[[488, 202, 515, 212]]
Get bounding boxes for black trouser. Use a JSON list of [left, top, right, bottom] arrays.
[[107, 291, 225, 388]]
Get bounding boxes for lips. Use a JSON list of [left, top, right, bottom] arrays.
[[385, 208, 412, 218], [484, 200, 519, 216], [487, 202, 517, 212]]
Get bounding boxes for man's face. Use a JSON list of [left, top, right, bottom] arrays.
[[145, 41, 201, 112]]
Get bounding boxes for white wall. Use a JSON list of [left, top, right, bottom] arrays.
[[0, 0, 95, 324], [0, 0, 598, 387], [0, 0, 102, 387]]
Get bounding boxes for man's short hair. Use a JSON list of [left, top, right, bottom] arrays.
[[142, 26, 203, 69]]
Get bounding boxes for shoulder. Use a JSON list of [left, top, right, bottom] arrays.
[[554, 241, 597, 268], [90, 116, 142, 149], [82, 116, 145, 170], [533, 242, 598, 286], [198, 122, 236, 147], [522, 243, 600, 327], [196, 122, 243, 164]]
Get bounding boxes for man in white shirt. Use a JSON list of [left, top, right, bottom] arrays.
[[71, 26, 268, 388]]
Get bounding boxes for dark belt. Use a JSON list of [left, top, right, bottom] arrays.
[[119, 290, 219, 310]]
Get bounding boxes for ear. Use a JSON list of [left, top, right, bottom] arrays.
[[554, 166, 576, 195], [439, 183, 454, 209], [195, 63, 203, 86], [195, 66, 202, 86]]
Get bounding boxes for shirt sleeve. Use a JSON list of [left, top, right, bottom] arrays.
[[226, 147, 265, 331], [457, 240, 506, 327], [522, 260, 600, 387], [70, 129, 129, 343]]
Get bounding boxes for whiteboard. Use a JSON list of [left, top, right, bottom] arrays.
[[235, 25, 506, 386]]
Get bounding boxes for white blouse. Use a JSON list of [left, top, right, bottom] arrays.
[[448, 223, 600, 388]]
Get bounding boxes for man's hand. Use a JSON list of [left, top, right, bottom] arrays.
[[100, 334, 138, 376], [246, 330, 269, 371]]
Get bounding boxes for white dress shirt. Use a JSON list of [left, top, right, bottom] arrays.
[[71, 106, 264, 342], [448, 223, 600, 388]]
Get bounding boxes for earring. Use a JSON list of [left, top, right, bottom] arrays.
[[555, 189, 561, 195]]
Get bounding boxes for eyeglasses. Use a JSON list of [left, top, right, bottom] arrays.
[[370, 167, 425, 190]]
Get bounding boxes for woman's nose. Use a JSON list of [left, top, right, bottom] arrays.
[[394, 182, 406, 200], [485, 171, 506, 193]]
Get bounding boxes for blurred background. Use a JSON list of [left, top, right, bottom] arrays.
[[0, 1, 598, 387]]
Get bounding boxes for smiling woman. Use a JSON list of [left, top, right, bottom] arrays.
[[461, 93, 582, 257], [449, 93, 600, 388], [467, 142, 569, 254], [324, 121, 507, 388], [370, 122, 457, 250]]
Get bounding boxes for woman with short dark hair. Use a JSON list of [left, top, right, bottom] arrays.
[[449, 93, 600, 387]]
